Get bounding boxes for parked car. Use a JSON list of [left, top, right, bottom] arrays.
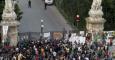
[[45, 0, 54, 5]]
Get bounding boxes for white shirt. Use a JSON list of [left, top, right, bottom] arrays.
[[85, 57, 89, 60], [18, 53, 25, 60], [53, 51, 57, 57], [0, 56, 3, 60], [12, 56, 16, 60], [73, 58, 75, 60], [16, 48, 19, 52], [78, 56, 81, 60], [78, 47, 81, 51]]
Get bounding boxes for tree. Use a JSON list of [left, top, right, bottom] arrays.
[[0, 0, 5, 21], [55, 0, 92, 30], [55, 0, 115, 31], [102, 0, 115, 30], [14, 4, 23, 21]]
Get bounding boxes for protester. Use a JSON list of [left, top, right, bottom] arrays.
[[0, 32, 114, 60]]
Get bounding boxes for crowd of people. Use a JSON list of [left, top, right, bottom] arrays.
[[0, 36, 113, 60]]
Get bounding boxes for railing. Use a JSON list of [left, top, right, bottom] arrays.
[[18, 30, 78, 42], [18, 32, 40, 41]]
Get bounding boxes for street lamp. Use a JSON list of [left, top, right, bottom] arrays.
[[40, 20, 44, 40], [41, 25, 44, 34]]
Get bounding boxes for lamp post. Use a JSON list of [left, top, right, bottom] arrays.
[[40, 20, 44, 40], [63, 28, 66, 40]]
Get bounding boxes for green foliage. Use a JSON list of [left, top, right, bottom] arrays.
[[0, 0, 5, 21], [14, 4, 23, 21], [55, 0, 115, 31], [55, 0, 92, 30], [102, 0, 115, 30]]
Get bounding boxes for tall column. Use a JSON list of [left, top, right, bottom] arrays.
[[85, 0, 106, 33], [0, 0, 20, 46]]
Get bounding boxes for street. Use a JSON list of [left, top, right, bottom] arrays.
[[17, 0, 72, 33]]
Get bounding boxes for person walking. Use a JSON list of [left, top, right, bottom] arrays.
[[53, 51, 57, 60], [44, 0, 47, 10], [17, 52, 26, 60], [28, 0, 31, 8], [12, 54, 17, 60], [35, 48, 39, 60]]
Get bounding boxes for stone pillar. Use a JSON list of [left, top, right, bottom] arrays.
[[0, 0, 20, 46], [8, 26, 18, 46], [86, 0, 106, 33]]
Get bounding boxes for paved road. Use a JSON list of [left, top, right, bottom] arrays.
[[17, 0, 72, 33]]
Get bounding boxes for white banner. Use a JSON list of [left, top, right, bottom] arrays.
[[44, 32, 50, 37], [2, 26, 9, 36], [80, 31, 85, 36], [2, 25, 9, 43], [79, 36, 86, 44], [69, 35, 86, 44]]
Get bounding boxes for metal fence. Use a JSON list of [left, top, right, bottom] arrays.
[[18, 32, 40, 41], [18, 30, 77, 42]]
